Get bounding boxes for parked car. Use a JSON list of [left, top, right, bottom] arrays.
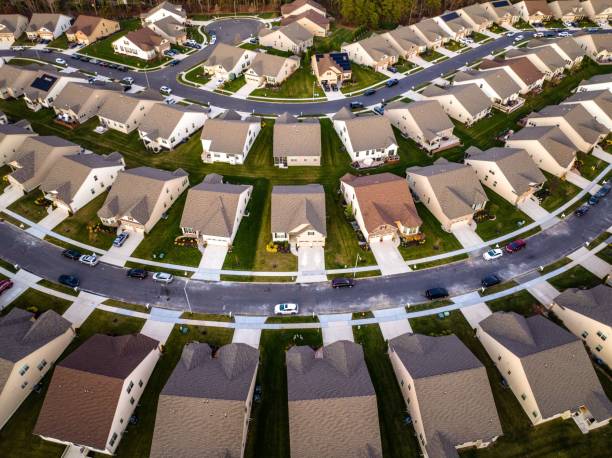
[[331, 83, 338, 92], [127, 268, 148, 279], [121, 76, 134, 85], [116, 65, 128, 72], [349, 101, 364, 109], [55, 58, 66, 65], [425, 287, 449, 300], [386, 78, 399, 88], [58, 274, 80, 288], [483, 248, 503, 261], [533, 32, 544, 38], [274, 303, 298, 315], [331, 277, 355, 288], [388, 66, 398, 73], [506, 31, 515, 37], [373, 105, 385, 115], [505, 239, 526, 253], [363, 88, 376, 96], [79, 254, 99, 267], [481, 274, 501, 288], [160, 86, 172, 95], [89, 58, 99, 64], [595, 183, 611, 198], [169, 60, 179, 66], [0, 279, 13, 296], [152, 272, 174, 283], [574, 205, 590, 216], [558, 31, 571, 37], [62, 249, 82, 260], [588, 195, 600, 205], [514, 34, 524, 41], [113, 232, 129, 247]]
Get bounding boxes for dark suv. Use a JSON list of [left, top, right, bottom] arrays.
[[127, 268, 148, 279], [62, 249, 82, 260], [331, 277, 355, 288], [58, 275, 80, 288], [425, 288, 449, 300], [481, 274, 501, 288]]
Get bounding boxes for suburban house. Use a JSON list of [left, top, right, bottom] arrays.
[[389, 333, 503, 457], [286, 341, 383, 457], [53, 82, 119, 125], [97, 89, 163, 134], [66, 15, 120, 45], [0, 309, 74, 431], [150, 342, 259, 458], [0, 65, 39, 100], [452, 68, 524, 112], [422, 83, 493, 126], [505, 46, 567, 79], [333, 108, 398, 163], [97, 166, 189, 233], [138, 103, 208, 152], [384, 100, 459, 152], [258, 22, 314, 54], [525, 104, 608, 152], [505, 126, 578, 177], [244, 53, 301, 87], [23, 70, 87, 112], [482, 0, 521, 25], [271, 184, 326, 248], [526, 37, 586, 68], [551, 285, 611, 367], [280, 9, 330, 37], [146, 15, 186, 44], [40, 152, 125, 214], [0, 111, 6, 125], [435, 11, 474, 40], [311, 52, 352, 86], [478, 312, 612, 429], [341, 34, 400, 71], [562, 89, 612, 129], [202, 43, 256, 81], [281, 0, 326, 19], [465, 146, 546, 206], [515, 0, 554, 23], [406, 158, 488, 232], [576, 73, 612, 92], [460, 3, 494, 31], [273, 113, 321, 167], [180, 174, 252, 247], [573, 32, 612, 63], [0, 121, 37, 166], [549, 0, 586, 22], [34, 334, 160, 455], [200, 110, 261, 165], [141, 1, 187, 25], [112, 28, 170, 61], [411, 18, 451, 48], [0, 14, 29, 44], [25, 13, 72, 40], [381, 26, 427, 59], [580, 0, 612, 23], [340, 172, 422, 243], [479, 57, 546, 94], [7, 136, 82, 193]]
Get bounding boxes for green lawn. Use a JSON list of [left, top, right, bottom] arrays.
[[313, 26, 355, 53], [539, 172, 581, 212], [545, 19, 567, 29], [540, 257, 572, 275], [183, 64, 211, 86], [0, 287, 73, 316], [421, 49, 445, 62], [445, 40, 467, 52], [548, 265, 603, 291], [48, 34, 69, 49], [103, 298, 150, 314], [471, 32, 490, 43], [250, 62, 324, 99], [475, 188, 533, 241], [220, 75, 247, 93], [7, 190, 49, 223], [488, 24, 507, 34], [597, 245, 612, 265], [341, 63, 387, 94], [244, 328, 323, 457], [486, 290, 541, 316], [354, 324, 421, 457], [514, 19, 535, 30], [37, 278, 79, 296], [395, 59, 417, 73], [187, 26, 206, 44], [0, 165, 10, 193], [575, 151, 607, 181]]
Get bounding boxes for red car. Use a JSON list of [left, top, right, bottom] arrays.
[[505, 239, 527, 253], [0, 279, 14, 295]]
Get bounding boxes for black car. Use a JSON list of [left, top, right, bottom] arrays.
[[595, 184, 610, 198], [169, 60, 179, 66], [425, 287, 449, 300], [588, 195, 600, 205], [349, 101, 364, 109], [331, 277, 355, 288], [574, 205, 590, 216], [385, 78, 399, 87], [127, 268, 148, 279], [481, 274, 501, 288], [62, 249, 82, 260], [58, 275, 80, 288], [363, 89, 376, 96]]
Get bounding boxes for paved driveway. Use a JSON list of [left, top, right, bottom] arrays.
[[0, 185, 24, 209], [140, 307, 182, 344], [319, 313, 354, 345], [0, 269, 39, 310], [372, 307, 412, 340], [369, 240, 410, 276], [450, 221, 484, 251], [518, 197, 558, 229], [101, 230, 145, 267], [232, 315, 265, 348], [193, 243, 229, 281], [526, 281, 560, 307], [297, 246, 327, 283], [568, 247, 611, 278], [62, 291, 106, 327], [566, 171, 601, 195]]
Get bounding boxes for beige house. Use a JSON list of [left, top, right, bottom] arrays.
[[271, 184, 326, 247], [384, 100, 459, 152], [273, 113, 321, 167], [573, 32, 612, 63], [465, 146, 546, 206], [112, 28, 170, 61], [515, 0, 554, 23], [478, 312, 612, 429], [200, 110, 261, 165], [0, 121, 37, 166], [0, 309, 74, 431], [341, 34, 400, 71], [40, 152, 125, 214], [150, 342, 259, 458], [576, 73, 612, 92], [340, 173, 422, 243], [23, 70, 87, 112], [35, 334, 161, 455], [406, 158, 488, 232], [562, 89, 612, 130], [549, 0, 586, 22], [581, 0, 612, 23], [526, 37, 586, 68], [280, 10, 330, 37], [66, 15, 120, 45], [287, 341, 382, 457], [97, 89, 163, 134], [0, 14, 29, 44], [525, 104, 608, 152], [97, 166, 189, 233], [0, 65, 38, 100], [551, 285, 611, 367], [53, 82, 119, 125], [244, 54, 300, 87], [311, 52, 352, 86], [180, 174, 252, 246], [281, 0, 326, 19], [505, 126, 578, 177], [479, 57, 546, 94], [389, 333, 503, 457], [8, 136, 82, 193], [482, 1, 521, 25], [435, 11, 474, 40], [259, 22, 314, 54], [202, 43, 256, 81], [410, 18, 451, 49], [141, 1, 187, 25], [459, 3, 494, 31], [26, 13, 72, 40], [381, 26, 427, 59], [453, 69, 524, 112], [138, 103, 208, 152], [422, 83, 492, 126], [505, 47, 567, 79], [146, 15, 186, 45]]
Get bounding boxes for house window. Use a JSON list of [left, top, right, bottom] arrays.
[[37, 360, 48, 371], [400, 380, 404, 386], [581, 331, 588, 339], [521, 393, 527, 401], [19, 365, 29, 376], [93, 175, 98, 181], [130, 397, 135, 405], [596, 345, 603, 352], [91, 189, 95, 194], [597, 331, 607, 341], [21, 381, 28, 389], [127, 381, 134, 393], [497, 355, 502, 361], [109, 433, 118, 446], [138, 379, 143, 388], [507, 370, 511, 375], [532, 411, 538, 418]]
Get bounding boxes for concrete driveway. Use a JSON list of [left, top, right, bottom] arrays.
[[319, 313, 354, 345], [0, 269, 39, 310], [526, 281, 560, 307], [373, 307, 413, 340], [450, 221, 484, 251], [0, 185, 24, 209], [518, 197, 558, 229], [140, 307, 182, 344], [232, 315, 265, 348], [369, 240, 410, 276], [38, 207, 69, 230], [297, 246, 327, 283], [101, 230, 145, 267], [192, 243, 229, 281], [234, 80, 259, 99], [569, 247, 611, 278], [566, 171, 601, 195], [62, 291, 106, 327]]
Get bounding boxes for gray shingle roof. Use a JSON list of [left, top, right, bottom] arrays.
[[528, 104, 608, 145], [260, 21, 313, 44], [200, 110, 260, 156], [386, 100, 454, 141], [97, 90, 162, 124], [204, 43, 251, 72], [412, 18, 450, 41], [563, 89, 612, 118], [350, 33, 400, 61], [139, 103, 208, 140], [422, 83, 492, 118], [0, 14, 27, 34], [273, 113, 321, 158], [271, 184, 326, 235], [333, 110, 397, 152], [507, 125, 577, 168], [453, 68, 521, 100], [554, 285, 611, 326], [27, 13, 70, 33]]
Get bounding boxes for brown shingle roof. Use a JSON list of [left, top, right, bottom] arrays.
[[281, 0, 326, 16], [280, 9, 330, 28], [123, 27, 166, 51], [67, 15, 114, 36], [479, 57, 544, 86], [271, 184, 326, 235]]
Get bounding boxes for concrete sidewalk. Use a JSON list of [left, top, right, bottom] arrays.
[[0, 269, 40, 310], [566, 171, 601, 195], [518, 197, 558, 230], [568, 247, 611, 279]]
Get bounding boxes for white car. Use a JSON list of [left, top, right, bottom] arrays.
[[122, 76, 134, 85], [79, 254, 99, 267], [483, 249, 503, 261], [514, 34, 524, 41], [533, 32, 544, 38], [558, 31, 570, 37], [160, 85, 172, 95], [152, 272, 174, 283], [506, 31, 515, 37], [274, 303, 298, 315], [55, 58, 66, 65]]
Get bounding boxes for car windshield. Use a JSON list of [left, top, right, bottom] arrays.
[[487, 250, 496, 256]]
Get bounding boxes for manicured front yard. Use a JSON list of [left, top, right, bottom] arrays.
[[597, 245, 612, 264], [340, 63, 387, 94], [539, 172, 581, 212], [183, 64, 211, 86], [395, 59, 417, 73], [0, 165, 10, 193], [486, 290, 541, 316], [219, 74, 247, 93], [471, 31, 490, 42], [488, 24, 506, 34], [575, 151, 607, 181], [514, 19, 534, 30], [47, 34, 69, 49], [548, 265, 603, 291], [250, 63, 324, 99], [475, 189, 533, 241], [444, 40, 467, 52], [7, 190, 49, 223], [421, 49, 445, 62], [0, 287, 73, 316]]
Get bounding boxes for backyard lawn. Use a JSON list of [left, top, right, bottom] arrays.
[[475, 189, 533, 241], [341, 63, 387, 94], [7, 190, 49, 223], [313, 26, 356, 53], [548, 265, 603, 291], [250, 63, 324, 99], [539, 172, 581, 212]]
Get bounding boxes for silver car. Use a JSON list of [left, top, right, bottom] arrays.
[[152, 272, 174, 283]]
